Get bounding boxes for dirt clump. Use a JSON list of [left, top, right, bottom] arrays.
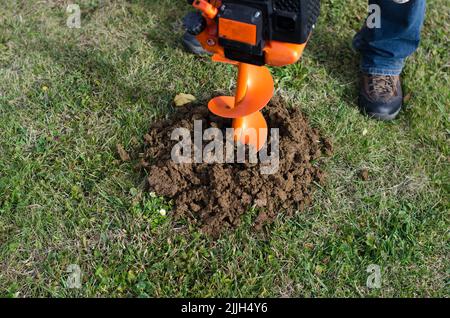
[[359, 169, 369, 181], [141, 98, 332, 237]]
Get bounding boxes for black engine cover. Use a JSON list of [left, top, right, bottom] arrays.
[[220, 0, 321, 44], [215, 0, 320, 65]]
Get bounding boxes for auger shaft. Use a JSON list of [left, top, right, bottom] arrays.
[[235, 63, 250, 105]]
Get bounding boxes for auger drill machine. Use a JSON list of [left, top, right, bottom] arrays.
[[184, 0, 320, 151]]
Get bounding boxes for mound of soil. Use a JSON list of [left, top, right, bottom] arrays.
[[140, 98, 332, 237]]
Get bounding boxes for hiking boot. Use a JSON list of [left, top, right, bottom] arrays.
[[181, 32, 211, 56], [359, 73, 403, 121]]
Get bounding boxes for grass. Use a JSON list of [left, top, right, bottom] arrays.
[[0, 0, 448, 297]]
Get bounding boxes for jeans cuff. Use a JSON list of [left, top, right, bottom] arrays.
[[359, 67, 403, 76]]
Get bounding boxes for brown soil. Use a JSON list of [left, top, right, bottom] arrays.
[[140, 98, 332, 237]]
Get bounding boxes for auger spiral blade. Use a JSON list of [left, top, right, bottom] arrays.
[[208, 63, 274, 152]]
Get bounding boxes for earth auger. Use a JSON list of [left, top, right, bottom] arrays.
[[184, 0, 320, 151]]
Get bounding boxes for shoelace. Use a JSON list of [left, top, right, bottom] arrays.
[[367, 75, 396, 98]]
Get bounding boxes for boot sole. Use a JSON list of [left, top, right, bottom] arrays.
[[365, 107, 401, 121]]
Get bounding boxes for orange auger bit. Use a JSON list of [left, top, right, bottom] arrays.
[[185, 0, 320, 151]]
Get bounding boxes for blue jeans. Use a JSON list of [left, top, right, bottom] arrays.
[[353, 0, 426, 76]]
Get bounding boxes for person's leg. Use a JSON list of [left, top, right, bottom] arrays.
[[354, 0, 426, 76], [353, 0, 426, 120]]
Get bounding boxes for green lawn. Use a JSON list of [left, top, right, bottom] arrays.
[[0, 0, 448, 297]]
